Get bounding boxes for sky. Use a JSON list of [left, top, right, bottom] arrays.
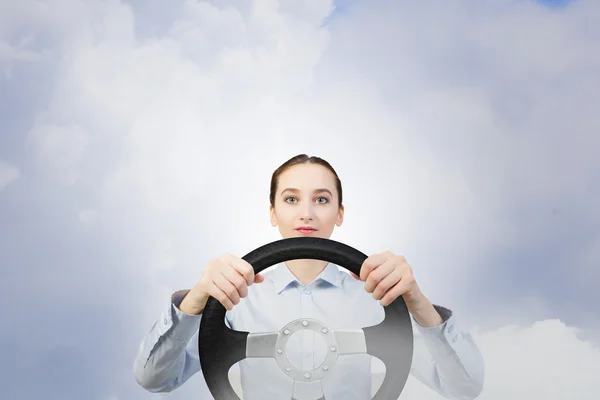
[[0, 0, 599, 399]]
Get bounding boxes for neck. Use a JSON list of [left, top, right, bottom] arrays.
[[284, 259, 329, 285]]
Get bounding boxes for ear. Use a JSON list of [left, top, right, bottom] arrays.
[[336, 204, 345, 227], [270, 204, 278, 227]]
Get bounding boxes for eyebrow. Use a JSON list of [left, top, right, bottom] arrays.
[[280, 188, 333, 196]]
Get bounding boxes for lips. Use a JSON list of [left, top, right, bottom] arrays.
[[296, 226, 317, 234]]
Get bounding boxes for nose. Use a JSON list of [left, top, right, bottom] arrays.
[[299, 201, 315, 221]]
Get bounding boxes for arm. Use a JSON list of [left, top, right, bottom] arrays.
[[134, 255, 257, 392], [359, 252, 484, 399], [409, 302, 485, 400], [133, 290, 203, 392]]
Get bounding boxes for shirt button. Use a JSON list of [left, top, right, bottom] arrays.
[[303, 289, 311, 295]]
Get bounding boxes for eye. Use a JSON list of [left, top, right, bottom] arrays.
[[285, 196, 297, 204], [315, 197, 328, 204]]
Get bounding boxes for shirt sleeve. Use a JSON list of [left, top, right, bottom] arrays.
[[133, 290, 203, 393], [409, 304, 485, 400]]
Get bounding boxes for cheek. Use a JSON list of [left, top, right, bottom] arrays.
[[321, 208, 340, 224], [274, 208, 295, 225]]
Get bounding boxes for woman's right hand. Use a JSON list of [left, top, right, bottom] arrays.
[[178, 254, 264, 315]]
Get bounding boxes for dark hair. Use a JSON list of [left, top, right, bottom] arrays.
[[270, 154, 343, 208]]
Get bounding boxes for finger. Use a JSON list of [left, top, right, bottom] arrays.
[[379, 280, 410, 307], [213, 271, 241, 306], [254, 273, 265, 283], [359, 253, 387, 281], [221, 264, 249, 298], [364, 260, 395, 293], [208, 283, 235, 310], [371, 267, 403, 300], [222, 255, 255, 286], [349, 271, 361, 280]]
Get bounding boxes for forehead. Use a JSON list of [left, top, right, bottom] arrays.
[[277, 163, 336, 191]]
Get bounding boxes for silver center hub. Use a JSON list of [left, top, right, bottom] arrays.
[[274, 318, 339, 382]]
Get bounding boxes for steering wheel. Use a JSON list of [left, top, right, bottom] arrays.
[[198, 237, 414, 399]]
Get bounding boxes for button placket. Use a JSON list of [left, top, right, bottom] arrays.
[[300, 284, 314, 370]]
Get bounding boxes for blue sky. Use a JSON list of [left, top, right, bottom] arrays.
[[1, 0, 599, 399], [539, 0, 572, 8]]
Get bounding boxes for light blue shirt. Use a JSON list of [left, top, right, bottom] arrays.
[[134, 263, 484, 399]]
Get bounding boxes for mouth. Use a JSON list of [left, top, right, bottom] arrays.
[[295, 226, 317, 235]]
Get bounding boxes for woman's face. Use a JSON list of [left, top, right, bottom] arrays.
[[270, 163, 344, 239]]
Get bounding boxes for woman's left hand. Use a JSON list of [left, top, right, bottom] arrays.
[[358, 251, 424, 307]]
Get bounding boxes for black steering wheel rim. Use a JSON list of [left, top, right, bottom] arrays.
[[198, 237, 414, 399]]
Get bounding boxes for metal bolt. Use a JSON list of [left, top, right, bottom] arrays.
[[283, 329, 290, 335], [276, 348, 283, 354], [321, 328, 328, 334], [304, 373, 311, 379], [285, 367, 291, 373], [302, 320, 309, 327], [323, 366, 329, 371], [330, 346, 336, 352]]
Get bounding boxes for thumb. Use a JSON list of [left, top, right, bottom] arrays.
[[253, 273, 265, 283], [350, 272, 361, 280]]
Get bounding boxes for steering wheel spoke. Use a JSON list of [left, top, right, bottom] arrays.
[[246, 332, 280, 358], [331, 329, 367, 356]]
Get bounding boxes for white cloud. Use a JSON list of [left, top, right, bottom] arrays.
[[475, 320, 598, 400], [0, 161, 20, 190], [78, 208, 98, 224], [397, 319, 600, 400], [0, 38, 41, 78], [3, 0, 600, 399], [29, 121, 88, 185]]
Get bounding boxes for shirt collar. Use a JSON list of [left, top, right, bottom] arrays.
[[273, 262, 342, 293]]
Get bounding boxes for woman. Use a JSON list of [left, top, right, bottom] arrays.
[[133, 154, 485, 399]]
